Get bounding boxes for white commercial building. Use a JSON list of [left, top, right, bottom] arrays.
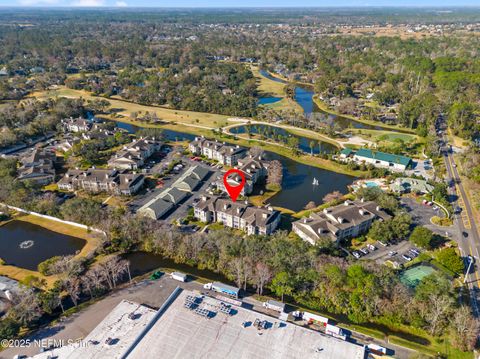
[[34, 288, 366, 359]]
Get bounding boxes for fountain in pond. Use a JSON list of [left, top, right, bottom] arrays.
[[19, 240, 34, 249]]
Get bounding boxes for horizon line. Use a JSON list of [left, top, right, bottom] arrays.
[[1, 5, 480, 9]]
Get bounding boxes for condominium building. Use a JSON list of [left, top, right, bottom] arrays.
[[216, 155, 269, 195], [108, 137, 162, 170], [293, 200, 391, 245], [62, 117, 92, 133], [58, 168, 144, 195], [16, 148, 56, 185], [193, 195, 281, 235], [189, 136, 246, 166]]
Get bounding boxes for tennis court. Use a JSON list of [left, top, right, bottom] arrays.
[[400, 264, 436, 288]]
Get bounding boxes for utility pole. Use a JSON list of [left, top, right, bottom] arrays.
[[464, 256, 474, 284]]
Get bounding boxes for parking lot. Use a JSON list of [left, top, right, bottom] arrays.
[[128, 147, 224, 223], [400, 197, 459, 239], [354, 240, 422, 267]]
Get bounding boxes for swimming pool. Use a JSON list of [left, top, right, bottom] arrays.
[[365, 181, 380, 188]]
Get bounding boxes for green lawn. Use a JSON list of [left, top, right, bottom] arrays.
[[29, 87, 229, 129], [349, 128, 417, 143]]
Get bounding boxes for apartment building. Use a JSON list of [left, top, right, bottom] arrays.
[[293, 200, 391, 245], [193, 195, 281, 235], [16, 148, 56, 185], [216, 155, 269, 195], [62, 117, 92, 133], [189, 136, 246, 166], [108, 137, 162, 170], [58, 168, 144, 195]]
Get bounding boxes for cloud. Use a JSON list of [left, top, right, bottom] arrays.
[[72, 0, 105, 6], [115, 1, 128, 6], [18, 0, 60, 5]]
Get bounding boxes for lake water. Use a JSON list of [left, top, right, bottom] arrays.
[[258, 97, 282, 105], [264, 151, 355, 211], [123, 252, 234, 284], [0, 220, 86, 271], [229, 123, 337, 155], [257, 69, 385, 130]]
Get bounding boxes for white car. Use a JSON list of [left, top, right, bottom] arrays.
[[367, 244, 377, 251], [352, 251, 361, 259], [402, 254, 412, 261], [359, 247, 369, 255], [388, 251, 397, 257]]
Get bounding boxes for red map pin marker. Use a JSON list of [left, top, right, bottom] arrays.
[[223, 169, 246, 202]]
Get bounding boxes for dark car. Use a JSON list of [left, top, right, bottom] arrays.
[[463, 231, 469, 238]]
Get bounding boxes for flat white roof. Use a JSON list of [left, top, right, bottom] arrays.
[[33, 290, 365, 359], [33, 300, 157, 359], [128, 290, 365, 359]]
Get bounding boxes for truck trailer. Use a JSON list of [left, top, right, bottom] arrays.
[[262, 300, 286, 313], [204, 282, 240, 298], [171, 271, 188, 282], [303, 311, 329, 326], [367, 343, 388, 355], [325, 324, 347, 340]]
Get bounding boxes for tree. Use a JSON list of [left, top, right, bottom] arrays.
[[8, 289, 43, 327], [367, 220, 394, 243], [0, 318, 20, 340], [322, 191, 342, 203], [304, 201, 316, 210], [436, 248, 464, 274], [98, 256, 130, 289], [267, 160, 283, 191], [450, 306, 480, 351], [60, 198, 104, 226], [248, 146, 264, 158], [409, 226, 434, 249], [253, 262, 272, 295], [270, 271, 294, 302], [287, 136, 299, 154]]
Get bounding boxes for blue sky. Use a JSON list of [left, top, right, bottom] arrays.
[[1, 0, 479, 7]]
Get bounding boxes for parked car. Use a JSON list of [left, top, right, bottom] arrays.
[[359, 247, 369, 255], [352, 251, 361, 259], [402, 254, 412, 261], [463, 231, 469, 238], [388, 251, 397, 257], [367, 244, 377, 251], [378, 241, 388, 247]]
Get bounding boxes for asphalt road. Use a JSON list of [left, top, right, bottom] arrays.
[[442, 137, 480, 317]]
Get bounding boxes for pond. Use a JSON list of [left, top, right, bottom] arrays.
[[259, 69, 286, 84], [115, 121, 196, 141], [123, 252, 234, 285], [0, 221, 86, 271], [264, 151, 356, 212], [258, 97, 282, 105], [229, 123, 337, 155], [257, 69, 386, 130]]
